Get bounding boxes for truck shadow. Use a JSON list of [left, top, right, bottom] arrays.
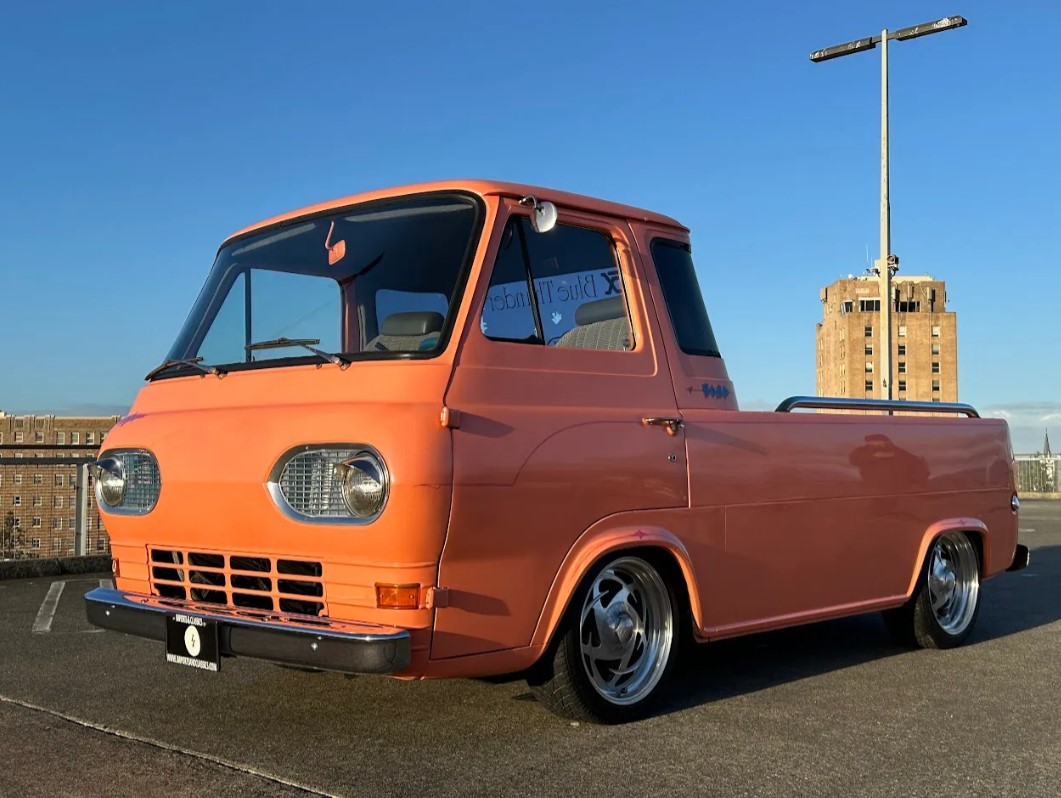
[[641, 543, 1060, 718]]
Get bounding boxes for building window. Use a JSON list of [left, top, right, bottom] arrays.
[[859, 299, 880, 312], [32, 496, 42, 507], [53, 539, 65, 552], [12, 517, 20, 529], [931, 326, 941, 337], [53, 518, 63, 530], [68, 517, 75, 529], [54, 474, 64, 487], [31, 538, 40, 549], [34, 431, 44, 443], [932, 379, 941, 392], [86, 432, 96, 445], [14, 474, 22, 485], [12, 496, 20, 507], [864, 344, 873, 356], [898, 362, 906, 374], [56, 431, 66, 444], [864, 326, 873, 338], [896, 301, 920, 313], [897, 344, 906, 356], [32, 474, 42, 485], [14, 431, 23, 443], [898, 379, 907, 392], [841, 300, 854, 313], [865, 362, 874, 373], [898, 325, 907, 337], [864, 380, 873, 391], [932, 362, 940, 374], [96, 538, 108, 552], [71, 432, 80, 445], [931, 398, 941, 403], [932, 343, 940, 355], [32, 517, 41, 528]]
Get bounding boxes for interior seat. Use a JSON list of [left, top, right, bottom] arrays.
[[555, 296, 631, 351], [366, 311, 445, 352]]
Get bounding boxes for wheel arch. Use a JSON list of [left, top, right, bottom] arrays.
[[529, 524, 703, 652], [905, 518, 990, 598]]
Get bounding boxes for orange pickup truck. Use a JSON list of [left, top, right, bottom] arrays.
[[85, 180, 1028, 722]]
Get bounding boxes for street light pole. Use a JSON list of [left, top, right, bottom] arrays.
[[810, 15, 967, 401]]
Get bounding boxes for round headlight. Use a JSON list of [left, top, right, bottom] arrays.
[[96, 458, 127, 507], [335, 453, 387, 519]]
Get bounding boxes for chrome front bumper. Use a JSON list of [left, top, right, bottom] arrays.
[[84, 587, 410, 674]]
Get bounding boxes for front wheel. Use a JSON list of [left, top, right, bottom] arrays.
[[528, 555, 679, 723], [883, 532, 981, 649]]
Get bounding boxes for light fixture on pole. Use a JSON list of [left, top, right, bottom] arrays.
[[810, 15, 967, 401]]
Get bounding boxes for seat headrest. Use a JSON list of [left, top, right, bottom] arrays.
[[380, 311, 445, 337], [574, 296, 626, 326]]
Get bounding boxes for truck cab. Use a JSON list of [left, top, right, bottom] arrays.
[[86, 180, 1024, 723]]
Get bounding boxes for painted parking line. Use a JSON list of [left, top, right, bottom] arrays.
[[31, 582, 66, 634]]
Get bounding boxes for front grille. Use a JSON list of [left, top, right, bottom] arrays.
[[149, 548, 326, 616]]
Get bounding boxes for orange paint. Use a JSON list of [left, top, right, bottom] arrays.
[[96, 179, 1021, 681]]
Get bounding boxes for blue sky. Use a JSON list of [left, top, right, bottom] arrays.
[[1, 1, 1057, 451]]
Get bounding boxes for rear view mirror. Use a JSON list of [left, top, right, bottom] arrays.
[[324, 221, 346, 265]]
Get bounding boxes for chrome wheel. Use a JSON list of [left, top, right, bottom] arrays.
[[578, 557, 674, 706], [927, 533, 980, 636]]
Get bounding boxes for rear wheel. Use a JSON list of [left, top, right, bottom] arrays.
[[529, 555, 678, 723], [883, 532, 981, 649]]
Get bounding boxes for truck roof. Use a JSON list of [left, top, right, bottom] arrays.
[[222, 179, 687, 245]]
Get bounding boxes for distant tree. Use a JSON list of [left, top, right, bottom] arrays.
[[2, 511, 25, 560]]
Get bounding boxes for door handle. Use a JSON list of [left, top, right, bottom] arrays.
[[642, 417, 684, 436]]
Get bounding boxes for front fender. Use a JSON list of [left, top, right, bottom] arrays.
[[529, 523, 704, 650]]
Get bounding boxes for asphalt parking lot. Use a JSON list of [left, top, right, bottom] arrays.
[[1, 501, 1058, 798]]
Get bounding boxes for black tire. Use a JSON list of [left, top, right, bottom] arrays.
[[528, 554, 680, 723], [883, 532, 982, 650]]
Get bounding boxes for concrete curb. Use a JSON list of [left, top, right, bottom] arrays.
[[0, 555, 110, 581]]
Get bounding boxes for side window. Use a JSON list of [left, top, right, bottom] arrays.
[[481, 216, 632, 351], [650, 239, 720, 357]]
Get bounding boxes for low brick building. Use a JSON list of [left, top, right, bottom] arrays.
[[0, 412, 121, 559]]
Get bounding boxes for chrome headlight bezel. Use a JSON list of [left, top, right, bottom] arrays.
[[93, 449, 161, 515], [268, 444, 389, 525], [95, 457, 127, 507]]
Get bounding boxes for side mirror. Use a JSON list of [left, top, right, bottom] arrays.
[[520, 195, 558, 234]]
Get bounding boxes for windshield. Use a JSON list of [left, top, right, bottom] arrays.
[[163, 193, 482, 375]]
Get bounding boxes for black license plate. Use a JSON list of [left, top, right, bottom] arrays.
[[165, 614, 221, 672]]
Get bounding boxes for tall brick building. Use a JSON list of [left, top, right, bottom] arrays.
[[816, 275, 957, 403], [0, 412, 121, 559]]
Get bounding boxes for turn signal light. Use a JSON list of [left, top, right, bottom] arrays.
[[376, 583, 420, 609], [111, 558, 120, 578]]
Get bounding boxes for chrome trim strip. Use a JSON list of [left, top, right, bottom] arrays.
[[775, 396, 980, 418]]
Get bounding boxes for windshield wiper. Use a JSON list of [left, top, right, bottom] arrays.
[[145, 357, 225, 380], [245, 337, 350, 368]]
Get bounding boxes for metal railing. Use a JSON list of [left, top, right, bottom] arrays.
[[776, 396, 981, 418], [0, 445, 105, 560], [1015, 455, 1061, 495]]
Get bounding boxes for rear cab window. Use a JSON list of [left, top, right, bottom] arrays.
[[650, 238, 720, 357]]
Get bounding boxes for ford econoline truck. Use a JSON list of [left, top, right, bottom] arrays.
[[85, 180, 1028, 723]]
